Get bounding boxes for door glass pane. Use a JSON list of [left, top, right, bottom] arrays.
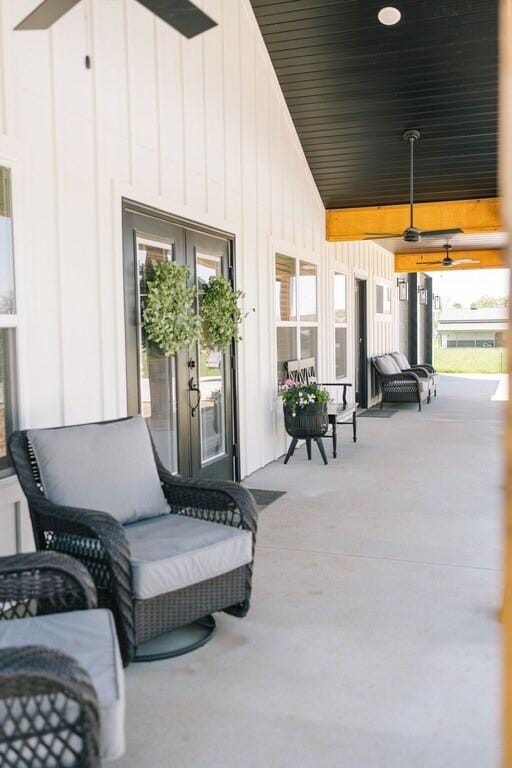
[[299, 261, 317, 321], [335, 327, 347, 379], [276, 327, 297, 384], [0, 168, 15, 314], [275, 254, 296, 321], [197, 252, 226, 465], [300, 327, 317, 365], [137, 236, 178, 474], [334, 273, 346, 322]]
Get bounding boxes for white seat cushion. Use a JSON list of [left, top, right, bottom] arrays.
[[0, 609, 125, 762], [125, 514, 253, 600]]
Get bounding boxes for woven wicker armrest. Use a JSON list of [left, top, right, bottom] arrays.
[[0, 552, 97, 620], [157, 467, 258, 537], [0, 645, 100, 768], [404, 366, 431, 378], [383, 371, 421, 384], [23, 495, 134, 664]]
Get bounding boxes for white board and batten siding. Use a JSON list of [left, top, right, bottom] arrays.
[[0, 0, 398, 553]]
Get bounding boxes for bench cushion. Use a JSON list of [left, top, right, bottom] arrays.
[[391, 352, 410, 370], [0, 609, 125, 761], [28, 416, 170, 525], [374, 355, 402, 376], [125, 514, 253, 599]]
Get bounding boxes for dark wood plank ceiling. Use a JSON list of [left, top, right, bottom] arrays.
[[250, 0, 498, 210]]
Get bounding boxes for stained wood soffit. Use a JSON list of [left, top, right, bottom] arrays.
[[395, 249, 505, 273], [326, 198, 502, 242]]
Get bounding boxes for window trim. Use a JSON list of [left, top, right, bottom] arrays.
[[0, 163, 19, 477], [333, 268, 348, 381], [274, 251, 319, 388], [375, 278, 393, 318]]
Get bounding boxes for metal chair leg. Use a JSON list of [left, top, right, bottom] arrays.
[[315, 438, 328, 465], [284, 438, 298, 464], [352, 411, 357, 443], [306, 439, 312, 460]]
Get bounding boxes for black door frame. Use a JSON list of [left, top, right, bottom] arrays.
[[121, 198, 241, 481], [354, 277, 368, 408]]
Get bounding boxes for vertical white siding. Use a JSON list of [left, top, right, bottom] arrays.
[[0, 0, 399, 552]]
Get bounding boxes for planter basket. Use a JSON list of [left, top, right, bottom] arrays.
[[284, 403, 329, 439]]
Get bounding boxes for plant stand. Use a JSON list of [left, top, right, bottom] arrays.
[[283, 403, 329, 465]]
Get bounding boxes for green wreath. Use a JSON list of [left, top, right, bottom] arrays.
[[200, 276, 244, 351], [143, 261, 199, 357]]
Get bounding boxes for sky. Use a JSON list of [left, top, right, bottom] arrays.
[[430, 268, 510, 307]]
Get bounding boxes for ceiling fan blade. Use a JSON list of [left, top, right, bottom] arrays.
[[420, 228, 464, 238], [452, 259, 480, 265], [364, 233, 403, 239], [136, 0, 217, 38], [15, 0, 81, 30], [416, 260, 443, 265]]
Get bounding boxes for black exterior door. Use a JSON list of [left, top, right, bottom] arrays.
[[123, 202, 236, 481], [354, 278, 368, 408]]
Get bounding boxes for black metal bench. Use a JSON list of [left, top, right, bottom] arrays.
[[284, 358, 358, 458]]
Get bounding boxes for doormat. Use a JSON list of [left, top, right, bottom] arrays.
[[359, 408, 398, 418], [245, 488, 286, 508]]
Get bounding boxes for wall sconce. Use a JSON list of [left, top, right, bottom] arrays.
[[418, 286, 427, 305], [434, 295, 441, 310], [396, 277, 408, 301]]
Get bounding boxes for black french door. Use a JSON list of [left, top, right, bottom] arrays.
[[123, 202, 236, 481]]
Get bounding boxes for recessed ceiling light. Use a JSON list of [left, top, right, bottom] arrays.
[[378, 6, 401, 26]]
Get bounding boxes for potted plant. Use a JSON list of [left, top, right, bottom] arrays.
[[280, 379, 330, 438]]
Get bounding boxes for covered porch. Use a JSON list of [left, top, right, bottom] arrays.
[[121, 375, 502, 767]]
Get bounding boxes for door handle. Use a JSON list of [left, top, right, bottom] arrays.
[[189, 377, 201, 417]]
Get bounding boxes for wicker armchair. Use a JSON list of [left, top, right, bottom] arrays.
[[372, 354, 431, 411], [0, 552, 125, 767], [8, 418, 258, 666], [390, 351, 439, 397]]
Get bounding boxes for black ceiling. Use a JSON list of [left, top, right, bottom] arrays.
[[250, 0, 498, 209]]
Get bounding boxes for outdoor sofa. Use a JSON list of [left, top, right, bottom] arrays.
[[371, 354, 432, 410], [9, 416, 258, 665], [0, 551, 125, 767]]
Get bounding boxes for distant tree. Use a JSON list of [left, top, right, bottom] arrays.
[[452, 302, 462, 309], [474, 294, 509, 308]]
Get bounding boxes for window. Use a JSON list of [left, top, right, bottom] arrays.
[[334, 272, 347, 379], [275, 254, 318, 384], [376, 282, 391, 315], [0, 167, 18, 473]]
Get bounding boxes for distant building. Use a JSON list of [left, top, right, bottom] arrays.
[[437, 307, 508, 348]]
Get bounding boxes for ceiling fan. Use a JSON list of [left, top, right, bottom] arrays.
[[365, 129, 463, 244], [15, 0, 217, 38], [416, 243, 480, 269]]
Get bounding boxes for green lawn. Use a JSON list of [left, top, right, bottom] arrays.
[[434, 346, 508, 374]]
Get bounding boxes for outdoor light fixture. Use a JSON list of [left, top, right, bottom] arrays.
[[397, 278, 408, 301], [418, 286, 427, 305], [434, 295, 441, 310], [378, 6, 401, 26]]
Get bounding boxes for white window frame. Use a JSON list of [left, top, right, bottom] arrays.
[[275, 252, 319, 387], [0, 162, 20, 477], [333, 268, 348, 380], [375, 278, 392, 319]]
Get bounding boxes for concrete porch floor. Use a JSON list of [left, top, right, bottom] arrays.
[[120, 375, 502, 768]]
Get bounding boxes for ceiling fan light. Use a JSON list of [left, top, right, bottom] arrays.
[[377, 7, 401, 26]]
